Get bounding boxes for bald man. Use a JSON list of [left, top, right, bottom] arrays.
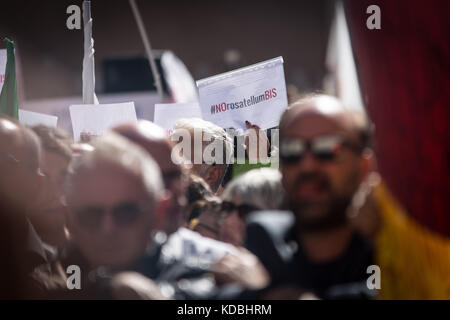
[[245, 95, 376, 299], [0, 116, 66, 298], [112, 120, 186, 235], [0, 117, 43, 208]]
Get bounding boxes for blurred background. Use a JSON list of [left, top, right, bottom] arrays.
[[0, 0, 334, 111]]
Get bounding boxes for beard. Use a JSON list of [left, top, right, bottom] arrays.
[[288, 171, 355, 233]]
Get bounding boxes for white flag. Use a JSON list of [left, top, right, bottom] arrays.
[[324, 2, 365, 113], [161, 51, 198, 103], [0, 49, 6, 94], [82, 0, 99, 105]]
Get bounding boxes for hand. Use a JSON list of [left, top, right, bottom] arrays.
[[110, 272, 172, 300], [244, 121, 270, 162], [211, 247, 270, 290], [80, 131, 92, 143]]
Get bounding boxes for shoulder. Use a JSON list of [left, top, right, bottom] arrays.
[[245, 210, 296, 252], [244, 211, 296, 283]]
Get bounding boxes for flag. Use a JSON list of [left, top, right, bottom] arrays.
[[82, 0, 99, 105], [0, 38, 18, 119], [324, 1, 365, 113]]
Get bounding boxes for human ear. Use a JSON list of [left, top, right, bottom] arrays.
[[206, 165, 223, 190], [154, 191, 171, 231], [359, 148, 375, 183]]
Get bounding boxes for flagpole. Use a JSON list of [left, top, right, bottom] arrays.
[[82, 0, 99, 105], [128, 0, 164, 101]]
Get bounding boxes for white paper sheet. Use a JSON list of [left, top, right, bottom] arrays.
[[0, 49, 6, 94], [18, 110, 58, 128], [153, 102, 202, 133], [197, 57, 288, 132], [69, 102, 137, 142]]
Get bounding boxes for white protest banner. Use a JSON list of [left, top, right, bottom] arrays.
[[19, 110, 58, 128], [197, 56, 288, 132], [69, 102, 137, 142], [154, 102, 202, 133], [0, 49, 6, 93]]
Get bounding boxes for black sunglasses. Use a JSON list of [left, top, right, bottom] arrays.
[[71, 200, 151, 230], [221, 201, 260, 219], [280, 135, 362, 164]]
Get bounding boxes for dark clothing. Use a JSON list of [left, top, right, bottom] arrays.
[[245, 210, 376, 299], [52, 233, 214, 299], [0, 199, 66, 299]]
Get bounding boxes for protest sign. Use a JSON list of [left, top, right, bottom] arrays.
[[0, 49, 6, 94], [153, 102, 202, 133], [18, 110, 58, 127], [197, 56, 288, 132], [69, 102, 137, 142]]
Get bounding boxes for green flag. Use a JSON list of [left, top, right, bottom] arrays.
[[0, 38, 18, 119]]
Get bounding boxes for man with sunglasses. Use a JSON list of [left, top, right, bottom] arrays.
[[57, 131, 177, 298], [245, 94, 376, 299]]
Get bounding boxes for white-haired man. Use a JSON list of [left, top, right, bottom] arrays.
[[171, 118, 233, 193]]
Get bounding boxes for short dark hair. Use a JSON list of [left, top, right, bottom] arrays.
[[186, 174, 214, 207]]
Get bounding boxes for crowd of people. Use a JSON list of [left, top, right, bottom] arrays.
[[0, 93, 447, 299]]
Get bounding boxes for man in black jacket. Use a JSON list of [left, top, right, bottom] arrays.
[[245, 95, 377, 299]]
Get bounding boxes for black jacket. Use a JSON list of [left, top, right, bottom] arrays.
[[245, 210, 377, 299]]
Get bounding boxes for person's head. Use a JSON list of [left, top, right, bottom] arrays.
[[279, 94, 373, 233], [220, 168, 284, 246], [187, 197, 222, 241], [186, 174, 214, 206], [64, 132, 165, 270], [30, 125, 72, 248], [112, 120, 187, 235], [0, 116, 43, 209], [172, 118, 233, 193]]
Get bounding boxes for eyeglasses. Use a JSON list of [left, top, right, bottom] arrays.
[[221, 201, 260, 219], [70, 200, 152, 230], [279, 135, 362, 164]]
